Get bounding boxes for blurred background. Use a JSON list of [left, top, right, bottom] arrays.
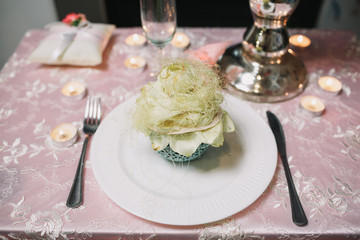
[[1, 0, 360, 69]]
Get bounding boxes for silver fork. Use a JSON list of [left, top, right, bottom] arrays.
[[66, 96, 101, 208]]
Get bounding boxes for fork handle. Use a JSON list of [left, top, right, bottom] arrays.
[[66, 135, 89, 208]]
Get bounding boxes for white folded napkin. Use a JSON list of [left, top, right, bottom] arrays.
[[29, 22, 115, 66]]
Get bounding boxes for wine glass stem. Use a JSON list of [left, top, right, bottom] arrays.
[[158, 46, 164, 56]]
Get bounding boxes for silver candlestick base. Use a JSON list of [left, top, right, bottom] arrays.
[[219, 0, 307, 102]]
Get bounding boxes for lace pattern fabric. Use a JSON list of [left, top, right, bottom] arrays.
[[0, 28, 359, 239]]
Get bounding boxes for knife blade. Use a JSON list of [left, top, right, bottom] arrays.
[[266, 111, 308, 227]]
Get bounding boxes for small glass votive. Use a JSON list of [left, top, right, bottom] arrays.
[[300, 95, 325, 117], [260, 2, 275, 13], [61, 82, 86, 100], [289, 34, 311, 48], [124, 56, 146, 72], [171, 32, 190, 50], [125, 33, 146, 48], [318, 76, 342, 95], [50, 123, 78, 147]]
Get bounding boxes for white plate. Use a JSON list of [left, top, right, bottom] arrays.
[[90, 93, 277, 226]]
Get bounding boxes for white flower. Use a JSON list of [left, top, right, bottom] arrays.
[[199, 219, 264, 240], [301, 185, 327, 208], [327, 194, 351, 216], [0, 108, 15, 121], [1, 138, 28, 164], [25, 210, 63, 239], [25, 79, 46, 98], [10, 196, 31, 218]]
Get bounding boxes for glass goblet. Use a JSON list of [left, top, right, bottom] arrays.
[[140, 0, 177, 73]]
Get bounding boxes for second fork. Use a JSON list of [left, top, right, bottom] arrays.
[[66, 97, 101, 208]]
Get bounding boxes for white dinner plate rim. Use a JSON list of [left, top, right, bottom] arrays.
[[90, 93, 277, 226]]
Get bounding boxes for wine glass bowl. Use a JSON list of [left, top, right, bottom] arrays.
[[142, 22, 176, 48], [140, 0, 177, 50]]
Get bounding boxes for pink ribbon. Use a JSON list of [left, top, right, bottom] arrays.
[[187, 41, 232, 65]]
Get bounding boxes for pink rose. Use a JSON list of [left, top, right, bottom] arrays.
[[62, 13, 87, 27]]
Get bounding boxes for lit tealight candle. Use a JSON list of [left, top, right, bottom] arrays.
[[124, 56, 146, 72], [300, 95, 325, 116], [50, 123, 78, 147], [289, 34, 311, 48], [125, 33, 146, 47], [171, 32, 190, 49], [318, 76, 342, 95], [62, 82, 86, 100]]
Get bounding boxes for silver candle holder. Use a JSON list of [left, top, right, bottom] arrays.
[[219, 0, 307, 102]]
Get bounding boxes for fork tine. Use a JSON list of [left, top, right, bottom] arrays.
[[89, 97, 94, 124], [97, 98, 101, 124], [92, 97, 97, 124], [84, 96, 90, 123]]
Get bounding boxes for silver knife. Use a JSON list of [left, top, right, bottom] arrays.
[[266, 111, 308, 227]]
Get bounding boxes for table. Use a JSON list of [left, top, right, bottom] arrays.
[[0, 27, 360, 239]]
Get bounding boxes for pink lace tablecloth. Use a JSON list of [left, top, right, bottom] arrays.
[[0, 27, 360, 239]]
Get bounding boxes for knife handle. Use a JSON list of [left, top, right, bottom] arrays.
[[281, 155, 308, 226]]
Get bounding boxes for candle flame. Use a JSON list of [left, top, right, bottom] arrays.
[[130, 57, 136, 64], [177, 35, 184, 42], [326, 78, 333, 86], [68, 85, 77, 95], [310, 99, 317, 106], [58, 130, 67, 139], [128, 57, 140, 68], [297, 35, 304, 42]]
